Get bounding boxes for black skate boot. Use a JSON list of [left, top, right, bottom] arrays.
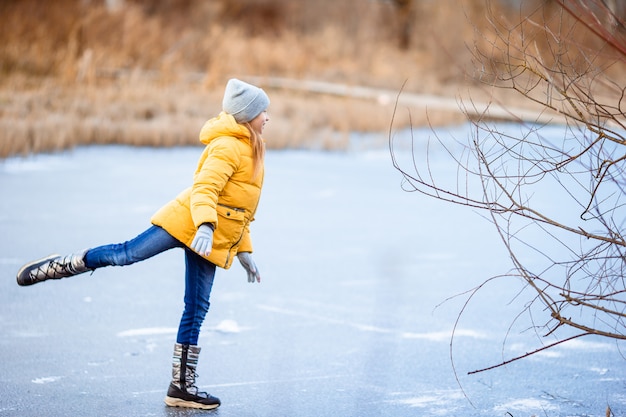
[[164, 343, 221, 410], [16, 250, 91, 286]]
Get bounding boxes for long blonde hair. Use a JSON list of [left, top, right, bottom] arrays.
[[244, 122, 265, 180]]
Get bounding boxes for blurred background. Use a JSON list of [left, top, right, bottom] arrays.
[[0, 0, 564, 156]]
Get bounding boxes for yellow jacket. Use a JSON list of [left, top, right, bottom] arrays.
[[151, 112, 264, 269]]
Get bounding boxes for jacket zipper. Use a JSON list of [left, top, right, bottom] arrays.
[[218, 203, 245, 212]]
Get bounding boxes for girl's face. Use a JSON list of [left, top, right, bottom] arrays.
[[249, 110, 269, 135]]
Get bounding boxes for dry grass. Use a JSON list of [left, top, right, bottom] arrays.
[[0, 0, 532, 158]]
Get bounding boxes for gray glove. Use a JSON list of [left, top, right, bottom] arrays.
[[191, 224, 214, 257], [237, 252, 261, 283]]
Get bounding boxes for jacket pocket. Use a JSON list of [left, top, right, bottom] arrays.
[[215, 204, 246, 247]]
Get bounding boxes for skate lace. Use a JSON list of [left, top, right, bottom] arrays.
[[184, 369, 201, 394], [30, 257, 75, 281], [183, 368, 214, 399]]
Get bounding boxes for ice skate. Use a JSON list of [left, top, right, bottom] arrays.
[[164, 343, 221, 410], [16, 250, 90, 286]]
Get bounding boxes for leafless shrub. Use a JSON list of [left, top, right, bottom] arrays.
[[390, 0, 626, 373]]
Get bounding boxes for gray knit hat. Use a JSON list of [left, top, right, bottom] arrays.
[[222, 78, 270, 123]]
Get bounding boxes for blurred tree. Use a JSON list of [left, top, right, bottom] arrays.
[[390, 0, 414, 49], [390, 0, 626, 371]]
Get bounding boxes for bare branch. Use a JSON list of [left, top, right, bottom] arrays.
[[390, 0, 626, 373], [468, 333, 591, 374]]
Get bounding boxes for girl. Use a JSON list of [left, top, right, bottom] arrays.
[[16, 78, 270, 410]]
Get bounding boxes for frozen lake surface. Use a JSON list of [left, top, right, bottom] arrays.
[[1, 126, 624, 416]]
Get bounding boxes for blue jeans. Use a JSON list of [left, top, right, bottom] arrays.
[[84, 225, 216, 345]]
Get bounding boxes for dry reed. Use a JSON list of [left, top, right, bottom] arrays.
[[0, 0, 510, 158]]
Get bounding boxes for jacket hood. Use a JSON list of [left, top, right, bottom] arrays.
[[199, 112, 251, 145]]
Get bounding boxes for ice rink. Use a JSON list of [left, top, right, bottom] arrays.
[[1, 138, 624, 417]]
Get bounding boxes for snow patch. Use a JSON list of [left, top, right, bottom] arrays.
[[391, 389, 465, 409], [214, 319, 242, 334], [116, 327, 177, 337], [32, 376, 62, 384], [494, 398, 557, 413], [402, 329, 487, 342], [590, 367, 609, 376]]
